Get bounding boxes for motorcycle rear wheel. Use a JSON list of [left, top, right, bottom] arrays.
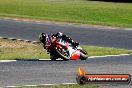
[[50, 55, 57, 61]]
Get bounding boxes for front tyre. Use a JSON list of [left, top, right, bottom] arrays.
[[80, 49, 88, 60], [54, 47, 70, 61]]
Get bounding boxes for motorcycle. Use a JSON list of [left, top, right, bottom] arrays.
[[46, 37, 88, 61]]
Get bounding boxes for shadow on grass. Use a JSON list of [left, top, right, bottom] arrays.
[[89, 0, 132, 3]]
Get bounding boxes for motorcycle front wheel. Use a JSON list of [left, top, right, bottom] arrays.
[[54, 47, 70, 61], [80, 49, 88, 60]]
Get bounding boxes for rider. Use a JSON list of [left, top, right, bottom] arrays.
[[39, 32, 79, 52]]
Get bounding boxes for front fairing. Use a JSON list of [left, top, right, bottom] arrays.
[[57, 38, 82, 60]]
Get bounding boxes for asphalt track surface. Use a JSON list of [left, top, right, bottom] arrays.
[[0, 19, 132, 88], [0, 18, 132, 49], [0, 55, 132, 88]]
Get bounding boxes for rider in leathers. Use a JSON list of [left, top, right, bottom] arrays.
[[39, 32, 79, 53]]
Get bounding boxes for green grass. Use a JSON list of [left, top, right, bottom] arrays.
[[0, 39, 49, 60], [0, 39, 131, 60], [82, 45, 132, 56], [19, 84, 99, 88], [0, 0, 132, 27]]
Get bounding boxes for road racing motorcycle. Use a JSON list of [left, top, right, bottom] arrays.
[[45, 35, 88, 61]]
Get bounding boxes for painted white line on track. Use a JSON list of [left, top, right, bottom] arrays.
[[88, 53, 131, 59], [17, 39, 23, 41], [2, 83, 77, 88], [25, 40, 31, 42], [0, 53, 131, 62], [23, 85, 38, 87], [5, 86, 18, 88], [39, 84, 58, 86], [8, 38, 16, 40], [0, 60, 16, 62], [39, 59, 51, 60], [88, 56, 107, 58], [119, 54, 131, 56], [0, 53, 131, 63], [39, 58, 62, 61]]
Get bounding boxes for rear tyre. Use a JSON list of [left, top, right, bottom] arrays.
[[50, 55, 57, 61], [80, 49, 88, 60], [50, 53, 58, 61], [54, 47, 69, 61]]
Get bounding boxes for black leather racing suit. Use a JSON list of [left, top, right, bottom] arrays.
[[52, 32, 79, 47]]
